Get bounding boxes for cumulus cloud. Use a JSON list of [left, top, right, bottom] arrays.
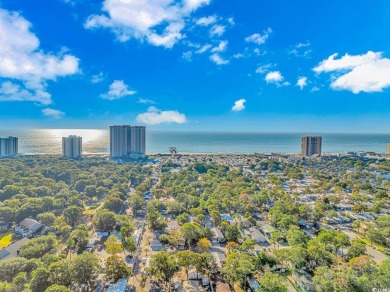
[[42, 108, 65, 119], [196, 15, 217, 26], [210, 24, 226, 37], [0, 8, 80, 105], [265, 71, 284, 83], [210, 53, 229, 65], [296, 76, 308, 89], [245, 28, 272, 45], [289, 41, 311, 58], [85, 0, 211, 48], [211, 40, 228, 53], [232, 99, 246, 112], [100, 80, 136, 100], [314, 51, 390, 93], [136, 106, 187, 125]]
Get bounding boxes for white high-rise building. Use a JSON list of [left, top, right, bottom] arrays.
[[0, 136, 18, 157], [387, 143, 390, 157], [62, 135, 82, 159], [110, 125, 146, 158]]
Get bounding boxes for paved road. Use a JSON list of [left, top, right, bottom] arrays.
[[342, 229, 389, 264]]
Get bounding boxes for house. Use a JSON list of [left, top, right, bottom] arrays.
[[188, 269, 202, 280], [292, 271, 315, 292], [15, 218, 44, 238], [0, 222, 9, 232], [167, 220, 180, 231], [235, 216, 251, 228], [144, 192, 152, 201], [149, 239, 164, 251], [0, 237, 29, 261], [210, 227, 225, 243], [261, 224, 277, 240], [248, 227, 266, 244]]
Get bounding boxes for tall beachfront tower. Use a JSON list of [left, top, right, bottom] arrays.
[[0, 136, 18, 157], [109, 125, 146, 158], [301, 136, 322, 157], [62, 135, 82, 159], [386, 143, 390, 157]]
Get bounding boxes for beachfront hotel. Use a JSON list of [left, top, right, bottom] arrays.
[[62, 135, 82, 159], [387, 143, 390, 157], [301, 136, 322, 157], [0, 136, 18, 157], [110, 125, 146, 158]]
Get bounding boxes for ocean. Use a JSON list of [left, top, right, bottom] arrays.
[[0, 129, 389, 155]]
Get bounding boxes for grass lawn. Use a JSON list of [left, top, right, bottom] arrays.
[[0, 233, 12, 249]]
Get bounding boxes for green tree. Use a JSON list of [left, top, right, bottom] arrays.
[[30, 267, 50, 292], [94, 210, 116, 231], [122, 237, 137, 255], [37, 212, 56, 226], [180, 222, 202, 245], [149, 251, 178, 288], [45, 284, 72, 292], [177, 250, 196, 278], [72, 252, 100, 288], [240, 238, 256, 252], [63, 206, 83, 227], [105, 255, 131, 281], [286, 225, 309, 247], [258, 271, 287, 292], [313, 266, 336, 292], [224, 224, 241, 242], [105, 235, 122, 255], [49, 259, 72, 287]]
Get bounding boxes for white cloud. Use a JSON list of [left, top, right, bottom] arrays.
[[232, 99, 246, 112], [210, 25, 226, 37], [196, 15, 216, 26], [136, 106, 187, 125], [314, 51, 390, 93], [210, 54, 229, 65], [138, 98, 155, 104], [310, 86, 320, 93], [255, 63, 275, 74], [196, 44, 212, 54], [245, 28, 272, 45], [289, 41, 311, 58], [100, 80, 136, 100], [182, 51, 193, 61], [85, 0, 211, 48], [0, 8, 80, 104], [265, 71, 284, 83], [0, 81, 51, 104], [211, 40, 228, 53], [42, 108, 65, 119], [91, 72, 104, 84], [296, 76, 308, 89]]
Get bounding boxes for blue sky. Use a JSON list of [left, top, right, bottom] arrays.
[[0, 0, 390, 132]]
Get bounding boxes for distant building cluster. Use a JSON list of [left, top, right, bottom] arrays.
[[62, 135, 82, 159], [110, 125, 146, 158], [0, 136, 18, 157], [301, 136, 322, 157]]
